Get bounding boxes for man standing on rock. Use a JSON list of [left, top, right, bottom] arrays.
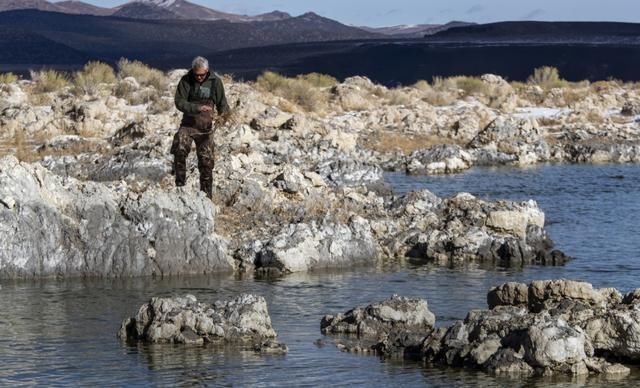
[[172, 56, 230, 199]]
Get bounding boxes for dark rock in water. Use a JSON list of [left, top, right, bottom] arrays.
[[118, 294, 287, 353], [323, 280, 635, 378]]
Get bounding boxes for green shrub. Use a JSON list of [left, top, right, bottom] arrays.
[[0, 72, 18, 84], [30, 69, 69, 93], [74, 61, 116, 95]]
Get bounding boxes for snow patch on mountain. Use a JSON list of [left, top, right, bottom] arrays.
[[137, 0, 177, 8]]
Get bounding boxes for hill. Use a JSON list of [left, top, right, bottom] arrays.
[[0, 9, 380, 67]]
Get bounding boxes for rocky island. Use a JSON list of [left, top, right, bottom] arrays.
[[3, 63, 615, 277], [322, 279, 637, 377], [2, 63, 637, 278]]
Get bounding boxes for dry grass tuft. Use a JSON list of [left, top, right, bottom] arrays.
[[384, 89, 413, 106], [30, 69, 70, 93], [0, 72, 18, 84], [364, 131, 461, 155], [255, 71, 330, 112], [413, 80, 430, 91], [527, 66, 568, 89], [422, 90, 457, 106], [296, 72, 338, 88], [117, 58, 168, 91], [73, 61, 116, 96]]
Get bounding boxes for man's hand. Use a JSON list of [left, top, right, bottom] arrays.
[[198, 105, 213, 112]]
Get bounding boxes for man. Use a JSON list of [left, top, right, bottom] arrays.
[[171, 56, 230, 199]]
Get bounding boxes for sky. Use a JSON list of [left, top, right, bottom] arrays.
[[84, 0, 640, 27]]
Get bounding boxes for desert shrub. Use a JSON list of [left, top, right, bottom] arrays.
[[366, 131, 462, 155], [283, 80, 323, 111], [455, 76, 489, 96], [385, 89, 412, 106], [30, 69, 69, 93], [117, 58, 168, 91], [296, 72, 338, 88], [527, 66, 568, 89], [114, 78, 137, 99], [422, 90, 456, 106], [73, 61, 116, 95], [256, 71, 290, 92], [255, 71, 328, 112], [0, 72, 18, 84], [148, 96, 176, 114], [413, 80, 430, 91]]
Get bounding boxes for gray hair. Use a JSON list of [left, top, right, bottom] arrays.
[[191, 56, 209, 70]]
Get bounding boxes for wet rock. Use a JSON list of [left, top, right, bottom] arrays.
[[392, 193, 565, 267], [321, 295, 436, 337], [324, 280, 633, 378], [256, 216, 379, 273], [523, 316, 589, 374], [118, 294, 287, 353], [487, 282, 529, 309]]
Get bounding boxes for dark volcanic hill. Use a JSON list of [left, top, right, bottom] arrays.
[[429, 21, 640, 43], [0, 9, 380, 67], [0, 26, 90, 64]]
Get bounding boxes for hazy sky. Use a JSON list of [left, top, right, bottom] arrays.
[[85, 0, 640, 27]]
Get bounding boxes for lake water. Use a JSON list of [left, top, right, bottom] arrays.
[[1, 163, 639, 386]]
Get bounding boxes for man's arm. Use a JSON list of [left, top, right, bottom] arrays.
[[174, 77, 200, 114], [214, 77, 230, 116]]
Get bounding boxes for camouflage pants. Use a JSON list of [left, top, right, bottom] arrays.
[[170, 126, 215, 197]]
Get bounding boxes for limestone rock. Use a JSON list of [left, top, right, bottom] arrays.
[[118, 294, 287, 353], [321, 294, 436, 337]]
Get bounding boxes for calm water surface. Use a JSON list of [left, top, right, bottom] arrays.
[[1, 164, 639, 386]]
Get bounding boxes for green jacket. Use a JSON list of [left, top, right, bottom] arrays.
[[174, 70, 230, 128]]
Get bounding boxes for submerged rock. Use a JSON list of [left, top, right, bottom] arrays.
[[322, 279, 634, 379], [118, 294, 287, 353]]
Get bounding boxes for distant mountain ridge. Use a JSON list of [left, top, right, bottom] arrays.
[[0, 0, 293, 22], [360, 21, 475, 38], [0, 9, 380, 67]]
